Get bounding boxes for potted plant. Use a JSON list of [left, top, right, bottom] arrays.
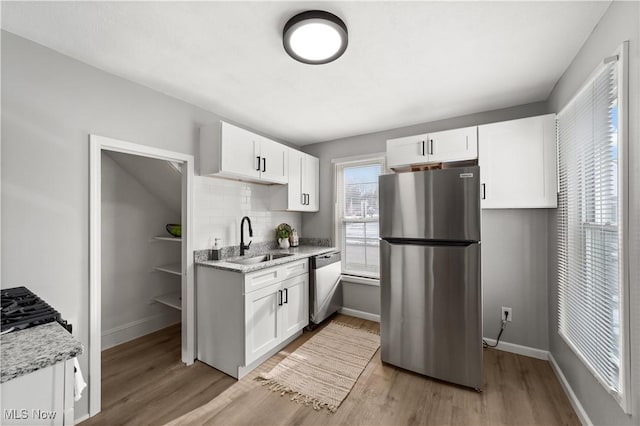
[[275, 224, 291, 249]]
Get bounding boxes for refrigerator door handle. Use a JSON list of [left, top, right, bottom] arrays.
[[481, 183, 486, 200]]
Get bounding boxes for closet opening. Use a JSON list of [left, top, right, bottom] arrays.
[[88, 135, 195, 417]]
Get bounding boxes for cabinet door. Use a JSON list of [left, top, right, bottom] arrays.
[[428, 126, 478, 162], [220, 122, 260, 179], [479, 114, 557, 208], [244, 282, 283, 365], [386, 134, 428, 168], [259, 137, 288, 184], [281, 274, 309, 341], [302, 153, 319, 211], [1, 362, 66, 426], [287, 149, 304, 209]]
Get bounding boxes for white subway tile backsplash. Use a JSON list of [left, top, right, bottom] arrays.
[[193, 176, 301, 250]]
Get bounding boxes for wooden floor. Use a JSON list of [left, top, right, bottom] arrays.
[[82, 315, 579, 426], [79, 324, 235, 426]]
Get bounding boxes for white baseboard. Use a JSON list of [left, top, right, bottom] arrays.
[[548, 353, 592, 426], [482, 337, 549, 360], [101, 313, 180, 350], [339, 307, 380, 322]]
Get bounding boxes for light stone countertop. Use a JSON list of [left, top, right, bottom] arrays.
[[1, 321, 84, 383], [196, 245, 338, 273]]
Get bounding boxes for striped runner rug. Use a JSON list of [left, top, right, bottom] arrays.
[[256, 321, 380, 413]]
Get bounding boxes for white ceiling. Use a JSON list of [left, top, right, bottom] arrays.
[[1, 1, 609, 145]]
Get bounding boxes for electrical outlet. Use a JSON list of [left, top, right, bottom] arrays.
[[501, 306, 512, 322]]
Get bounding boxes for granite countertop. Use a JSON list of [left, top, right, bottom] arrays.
[[196, 245, 338, 273], [1, 322, 84, 383]]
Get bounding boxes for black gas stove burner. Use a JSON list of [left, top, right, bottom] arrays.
[[1, 286, 71, 334]]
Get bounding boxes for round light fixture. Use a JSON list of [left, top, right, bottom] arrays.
[[283, 11, 348, 65]]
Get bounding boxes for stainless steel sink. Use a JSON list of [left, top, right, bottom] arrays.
[[227, 253, 294, 265]]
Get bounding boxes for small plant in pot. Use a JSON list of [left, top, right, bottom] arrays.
[[275, 224, 292, 249]]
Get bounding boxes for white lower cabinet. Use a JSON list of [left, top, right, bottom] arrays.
[[197, 259, 309, 379], [281, 274, 309, 341], [244, 282, 282, 364], [1, 359, 74, 426], [244, 274, 308, 365]]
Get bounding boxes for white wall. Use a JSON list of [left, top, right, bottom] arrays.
[[546, 2, 640, 424], [0, 31, 292, 420], [193, 177, 301, 250], [101, 153, 181, 349], [301, 102, 552, 351]]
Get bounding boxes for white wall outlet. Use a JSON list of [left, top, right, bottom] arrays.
[[501, 306, 512, 321]]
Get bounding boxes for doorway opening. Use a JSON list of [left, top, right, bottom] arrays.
[[88, 135, 195, 417]]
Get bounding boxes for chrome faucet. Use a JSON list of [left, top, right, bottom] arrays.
[[240, 216, 253, 256]]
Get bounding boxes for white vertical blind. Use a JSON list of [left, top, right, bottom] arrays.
[[557, 59, 624, 401]]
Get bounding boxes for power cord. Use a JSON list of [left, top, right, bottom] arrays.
[[483, 311, 509, 348]]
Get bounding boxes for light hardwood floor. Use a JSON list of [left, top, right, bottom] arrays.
[[83, 315, 580, 425], [79, 324, 235, 426]]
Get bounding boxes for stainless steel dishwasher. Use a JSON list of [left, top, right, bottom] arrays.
[[309, 251, 342, 327]]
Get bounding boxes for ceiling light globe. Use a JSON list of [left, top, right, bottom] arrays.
[[289, 23, 342, 61]]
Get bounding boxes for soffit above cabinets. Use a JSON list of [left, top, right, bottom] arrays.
[[2, 1, 609, 145]]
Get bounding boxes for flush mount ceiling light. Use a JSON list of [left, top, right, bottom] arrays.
[[283, 10, 348, 65]]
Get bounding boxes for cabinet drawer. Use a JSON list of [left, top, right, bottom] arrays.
[[281, 259, 308, 280], [243, 259, 309, 294], [244, 267, 282, 294]]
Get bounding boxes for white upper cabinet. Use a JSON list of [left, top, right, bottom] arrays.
[[218, 121, 260, 180], [478, 113, 557, 209], [271, 148, 319, 212], [386, 126, 478, 168], [286, 149, 304, 210], [200, 121, 287, 184], [428, 126, 478, 163], [258, 136, 288, 184], [302, 153, 319, 211], [386, 134, 428, 168]]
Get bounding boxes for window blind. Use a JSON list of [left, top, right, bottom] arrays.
[[557, 59, 624, 399]]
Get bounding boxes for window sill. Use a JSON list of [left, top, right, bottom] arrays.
[[341, 275, 380, 287]]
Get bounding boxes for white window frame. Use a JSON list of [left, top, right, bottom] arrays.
[[333, 153, 386, 279], [556, 42, 631, 413]]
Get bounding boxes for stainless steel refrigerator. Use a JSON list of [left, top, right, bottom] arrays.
[[379, 166, 482, 390]]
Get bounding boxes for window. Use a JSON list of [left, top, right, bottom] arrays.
[[334, 156, 385, 278], [557, 47, 629, 410]]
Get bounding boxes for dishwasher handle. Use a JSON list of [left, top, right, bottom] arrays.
[[312, 251, 341, 269]]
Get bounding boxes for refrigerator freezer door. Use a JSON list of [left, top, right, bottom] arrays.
[[380, 240, 482, 389], [379, 167, 481, 242]]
